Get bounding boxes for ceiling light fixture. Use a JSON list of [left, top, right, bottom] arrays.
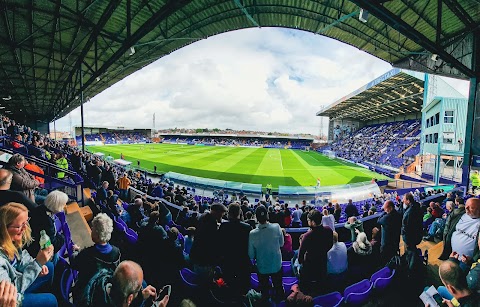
[[2, 95, 11, 101], [431, 54, 439, 62], [359, 8, 369, 23], [129, 46, 136, 56]]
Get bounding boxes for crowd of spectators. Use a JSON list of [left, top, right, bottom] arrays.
[[323, 119, 421, 169], [1, 114, 480, 306]]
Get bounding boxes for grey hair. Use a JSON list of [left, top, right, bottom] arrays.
[[44, 190, 68, 213], [91, 213, 113, 243]]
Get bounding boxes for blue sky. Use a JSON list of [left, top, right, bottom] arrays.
[[51, 27, 469, 136]]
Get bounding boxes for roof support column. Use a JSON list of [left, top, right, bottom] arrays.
[[80, 66, 85, 154], [461, 29, 480, 188]]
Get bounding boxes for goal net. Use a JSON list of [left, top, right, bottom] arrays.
[[302, 146, 311, 152]]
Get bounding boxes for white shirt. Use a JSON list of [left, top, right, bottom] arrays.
[[451, 213, 480, 259], [327, 242, 348, 274], [322, 214, 335, 231]]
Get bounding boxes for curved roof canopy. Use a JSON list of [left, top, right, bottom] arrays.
[[0, 0, 479, 123]]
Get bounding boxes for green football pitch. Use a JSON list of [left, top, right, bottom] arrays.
[[87, 143, 388, 188]]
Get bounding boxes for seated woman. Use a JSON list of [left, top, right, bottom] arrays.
[[28, 190, 77, 263], [0, 202, 56, 307], [71, 213, 121, 303]]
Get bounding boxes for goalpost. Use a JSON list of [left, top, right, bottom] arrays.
[[302, 146, 311, 152]]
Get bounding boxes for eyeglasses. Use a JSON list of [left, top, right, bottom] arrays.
[[8, 217, 31, 230]]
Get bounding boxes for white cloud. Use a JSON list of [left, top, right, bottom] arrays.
[[53, 28, 403, 135]]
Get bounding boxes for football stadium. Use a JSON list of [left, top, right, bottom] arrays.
[[0, 1, 480, 307]]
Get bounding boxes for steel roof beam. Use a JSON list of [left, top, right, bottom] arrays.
[[349, 0, 476, 78], [59, 0, 193, 115], [54, 0, 120, 113]]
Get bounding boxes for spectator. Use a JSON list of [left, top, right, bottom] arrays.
[[5, 154, 39, 202], [0, 203, 56, 307], [183, 227, 196, 261], [347, 232, 373, 277], [327, 231, 348, 276], [248, 205, 284, 301], [292, 204, 302, 228], [439, 198, 480, 261], [27, 190, 72, 262], [116, 173, 131, 201], [23, 160, 44, 185], [0, 169, 37, 210], [244, 211, 256, 229], [322, 209, 335, 231], [71, 213, 121, 303], [78, 260, 167, 307], [126, 198, 146, 231], [377, 200, 401, 264], [401, 193, 423, 251], [436, 260, 479, 306], [55, 152, 68, 180], [370, 227, 381, 265], [345, 199, 359, 218], [96, 181, 109, 204], [333, 203, 342, 223], [344, 216, 364, 242], [281, 228, 293, 260], [218, 203, 251, 296], [298, 209, 333, 294], [424, 201, 453, 242], [190, 203, 227, 279]]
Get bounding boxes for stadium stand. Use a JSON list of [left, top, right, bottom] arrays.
[[321, 119, 421, 170], [1, 113, 479, 307]]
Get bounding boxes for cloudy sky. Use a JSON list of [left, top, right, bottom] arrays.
[[51, 27, 470, 136]]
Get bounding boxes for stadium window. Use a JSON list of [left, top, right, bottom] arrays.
[[426, 118, 430, 128], [444, 137, 453, 144], [435, 113, 440, 125], [434, 133, 438, 143], [444, 110, 454, 123]]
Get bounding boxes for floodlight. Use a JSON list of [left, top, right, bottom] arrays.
[[431, 54, 439, 62], [359, 9, 369, 23], [96, 77, 101, 82], [129, 46, 136, 56], [2, 95, 11, 101]]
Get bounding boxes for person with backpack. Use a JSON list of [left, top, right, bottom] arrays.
[[71, 213, 121, 303], [77, 260, 168, 307]]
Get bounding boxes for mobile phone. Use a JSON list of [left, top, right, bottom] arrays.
[[155, 285, 171, 301]]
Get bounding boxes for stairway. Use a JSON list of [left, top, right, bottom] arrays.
[[397, 141, 419, 158]]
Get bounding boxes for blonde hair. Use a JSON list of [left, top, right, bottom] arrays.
[[0, 203, 32, 260]]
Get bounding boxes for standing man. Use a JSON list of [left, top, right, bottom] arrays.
[[190, 203, 227, 280], [218, 203, 252, 296], [401, 193, 423, 251], [248, 205, 284, 302], [116, 173, 131, 201], [439, 198, 480, 262], [377, 200, 402, 264], [298, 209, 333, 294]]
